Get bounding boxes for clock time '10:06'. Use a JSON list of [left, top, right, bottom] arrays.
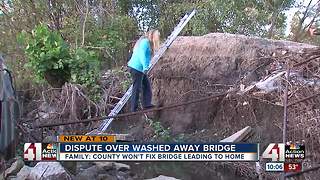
[[265, 162, 284, 172]]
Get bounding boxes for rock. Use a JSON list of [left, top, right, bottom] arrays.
[[75, 166, 100, 180], [28, 162, 71, 180], [94, 162, 130, 171], [145, 175, 180, 180], [60, 161, 77, 175], [4, 158, 24, 177], [15, 165, 32, 179], [75, 163, 130, 180], [75, 162, 131, 180], [116, 171, 131, 180], [37, 102, 57, 119], [97, 173, 117, 180], [116, 171, 133, 180], [77, 162, 95, 171], [94, 162, 113, 170], [113, 163, 130, 171]]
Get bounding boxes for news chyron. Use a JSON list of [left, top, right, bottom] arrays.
[[24, 135, 260, 162], [262, 142, 305, 173]]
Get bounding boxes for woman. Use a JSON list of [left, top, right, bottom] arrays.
[[128, 29, 160, 112]]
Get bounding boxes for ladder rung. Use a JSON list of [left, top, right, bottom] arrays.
[[109, 96, 121, 100]]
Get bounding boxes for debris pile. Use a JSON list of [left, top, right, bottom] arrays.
[[20, 67, 131, 141], [2, 159, 137, 180], [151, 33, 320, 178]]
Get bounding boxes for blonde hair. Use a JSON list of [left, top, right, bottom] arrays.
[[146, 29, 160, 55], [132, 29, 160, 56]]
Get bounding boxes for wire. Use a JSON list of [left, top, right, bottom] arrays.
[[34, 91, 231, 128]]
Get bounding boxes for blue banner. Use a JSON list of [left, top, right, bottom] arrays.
[[59, 143, 258, 153]]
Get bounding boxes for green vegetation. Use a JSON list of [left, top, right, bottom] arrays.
[[69, 48, 100, 88], [1, 0, 320, 100], [151, 121, 171, 142], [127, 0, 295, 38], [19, 25, 71, 86], [19, 25, 100, 92], [146, 117, 186, 142], [112, 68, 132, 92], [0, 0, 138, 92], [145, 117, 171, 142]]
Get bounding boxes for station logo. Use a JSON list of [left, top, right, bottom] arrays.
[[24, 143, 57, 161], [285, 142, 305, 159], [262, 143, 285, 162], [42, 143, 58, 160]]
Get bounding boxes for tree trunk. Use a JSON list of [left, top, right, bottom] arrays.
[[268, 11, 278, 39]]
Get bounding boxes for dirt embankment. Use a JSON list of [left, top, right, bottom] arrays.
[[147, 33, 320, 179], [151, 33, 314, 143]]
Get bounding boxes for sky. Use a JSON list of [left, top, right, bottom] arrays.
[[284, 0, 318, 35]]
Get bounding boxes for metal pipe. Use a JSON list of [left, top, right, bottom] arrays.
[[288, 92, 320, 107], [293, 55, 320, 67], [282, 66, 290, 180], [35, 91, 229, 128]]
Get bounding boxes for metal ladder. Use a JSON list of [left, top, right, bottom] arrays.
[[95, 9, 197, 133]]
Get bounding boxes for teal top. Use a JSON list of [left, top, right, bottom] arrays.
[[128, 38, 151, 73]]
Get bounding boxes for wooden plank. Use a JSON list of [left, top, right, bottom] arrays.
[[220, 126, 252, 142]]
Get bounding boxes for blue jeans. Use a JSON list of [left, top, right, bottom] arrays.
[[129, 67, 152, 112]]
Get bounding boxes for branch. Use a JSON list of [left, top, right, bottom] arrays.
[[84, 46, 117, 65], [304, 11, 320, 30], [81, 0, 89, 47], [268, 0, 289, 38], [0, 5, 20, 30], [0, 2, 10, 13], [84, 46, 105, 49], [293, 0, 317, 41], [268, 11, 280, 38], [0, 4, 10, 18], [301, 0, 314, 23], [299, 1, 320, 40]]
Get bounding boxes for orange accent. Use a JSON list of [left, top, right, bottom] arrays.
[[58, 135, 116, 142], [47, 144, 53, 149]]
